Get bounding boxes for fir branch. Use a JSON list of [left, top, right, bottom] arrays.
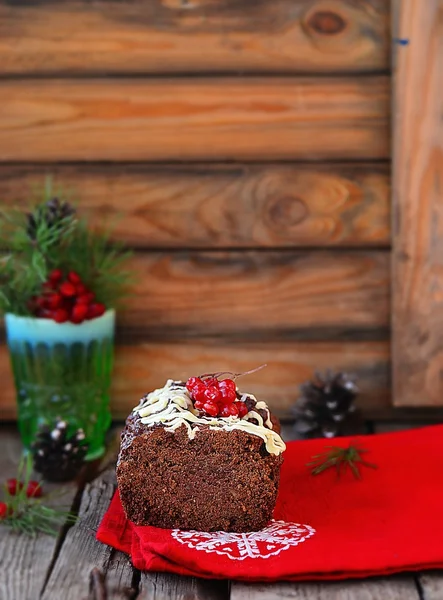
[[307, 444, 377, 479], [1, 455, 77, 536], [0, 181, 132, 315]]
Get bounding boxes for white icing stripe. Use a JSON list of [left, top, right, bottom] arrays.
[[134, 379, 286, 456]]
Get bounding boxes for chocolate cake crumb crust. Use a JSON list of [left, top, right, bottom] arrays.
[[117, 381, 285, 532]]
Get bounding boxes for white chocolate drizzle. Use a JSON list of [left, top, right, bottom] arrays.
[[134, 379, 286, 456]]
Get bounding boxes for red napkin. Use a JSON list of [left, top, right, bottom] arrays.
[[97, 424, 443, 581]]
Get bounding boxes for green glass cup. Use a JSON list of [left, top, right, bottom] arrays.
[[5, 310, 115, 460]]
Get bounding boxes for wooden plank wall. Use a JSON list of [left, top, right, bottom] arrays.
[[0, 0, 391, 420], [392, 0, 443, 406]]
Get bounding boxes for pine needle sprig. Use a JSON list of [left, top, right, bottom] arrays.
[[307, 444, 377, 479], [1, 455, 77, 536]]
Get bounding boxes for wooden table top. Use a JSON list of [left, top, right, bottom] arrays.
[[0, 423, 442, 600]]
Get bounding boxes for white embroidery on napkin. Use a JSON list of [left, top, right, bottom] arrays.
[[171, 520, 316, 561]]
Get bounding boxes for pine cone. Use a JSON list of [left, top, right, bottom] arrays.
[[31, 420, 88, 482], [292, 371, 362, 439], [27, 197, 75, 240]]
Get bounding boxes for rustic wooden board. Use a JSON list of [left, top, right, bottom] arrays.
[[0, 429, 78, 600], [119, 250, 389, 336], [231, 578, 420, 600], [0, 339, 390, 421], [419, 573, 443, 600], [392, 0, 443, 406], [139, 573, 229, 600], [41, 469, 120, 599], [0, 1, 390, 75], [0, 78, 389, 162], [0, 164, 390, 249]]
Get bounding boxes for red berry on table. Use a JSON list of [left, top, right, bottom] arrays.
[[26, 481, 42, 499], [203, 401, 219, 417], [6, 478, 23, 496], [48, 269, 63, 283], [237, 402, 249, 418], [59, 281, 76, 297], [204, 386, 222, 403], [67, 271, 81, 284], [53, 308, 69, 323], [0, 502, 7, 520], [186, 377, 203, 392], [71, 303, 88, 324]]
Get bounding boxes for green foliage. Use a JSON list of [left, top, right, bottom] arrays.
[[307, 444, 377, 479], [0, 180, 132, 316], [1, 455, 77, 536]]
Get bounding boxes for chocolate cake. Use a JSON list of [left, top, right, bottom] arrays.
[[117, 376, 286, 532]]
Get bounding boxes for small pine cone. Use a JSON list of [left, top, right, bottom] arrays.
[[27, 197, 75, 240], [31, 419, 88, 482], [292, 371, 362, 439]]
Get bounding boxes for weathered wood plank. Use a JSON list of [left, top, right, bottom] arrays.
[[41, 469, 125, 600], [0, 78, 389, 161], [138, 573, 229, 600], [392, 0, 443, 406], [419, 572, 443, 600], [0, 429, 78, 600], [0, 339, 390, 421], [230, 578, 420, 600], [0, 1, 390, 75], [120, 251, 389, 336], [0, 164, 390, 248]]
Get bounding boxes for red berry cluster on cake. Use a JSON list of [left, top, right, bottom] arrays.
[[117, 374, 286, 532], [29, 269, 106, 324]]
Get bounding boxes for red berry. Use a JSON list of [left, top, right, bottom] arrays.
[[75, 283, 87, 295], [71, 303, 88, 324], [186, 377, 203, 392], [47, 293, 63, 309], [204, 386, 222, 403], [6, 479, 23, 496], [76, 292, 94, 304], [220, 387, 237, 404], [203, 401, 219, 417], [35, 295, 48, 309], [0, 502, 7, 520], [86, 303, 106, 320], [237, 401, 249, 418], [192, 383, 207, 403], [68, 271, 81, 284], [53, 308, 69, 323], [26, 481, 42, 499], [204, 377, 219, 388], [36, 308, 52, 319], [219, 379, 236, 393], [229, 403, 240, 417], [194, 400, 204, 410], [220, 404, 232, 417], [42, 281, 56, 293], [48, 269, 63, 283], [59, 281, 76, 297]]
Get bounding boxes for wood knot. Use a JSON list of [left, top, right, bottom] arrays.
[[307, 11, 346, 35], [268, 196, 308, 227]]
